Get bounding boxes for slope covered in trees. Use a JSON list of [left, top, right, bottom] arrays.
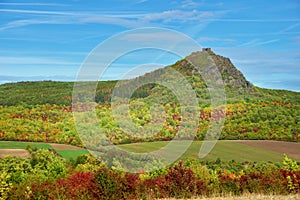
[[0, 50, 299, 145]]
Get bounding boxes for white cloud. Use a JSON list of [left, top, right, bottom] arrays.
[[0, 8, 225, 30]]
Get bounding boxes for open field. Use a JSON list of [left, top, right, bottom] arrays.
[[0, 149, 30, 158], [1, 140, 299, 162], [0, 141, 88, 159], [50, 143, 85, 150], [0, 141, 52, 149], [233, 140, 300, 159], [55, 149, 89, 160], [119, 140, 299, 162]]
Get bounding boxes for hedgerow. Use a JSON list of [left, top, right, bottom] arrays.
[[1, 152, 299, 200]]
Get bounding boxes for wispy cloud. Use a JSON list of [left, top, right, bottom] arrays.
[[120, 31, 191, 42], [141, 10, 222, 22], [239, 39, 280, 47], [0, 9, 75, 15], [0, 17, 78, 31], [0, 8, 226, 30], [197, 18, 300, 23], [0, 49, 87, 56], [181, 0, 199, 8], [179, 0, 224, 9], [0, 56, 80, 65], [277, 23, 300, 34], [135, 0, 148, 4], [80, 16, 148, 28], [198, 37, 236, 43], [0, 3, 68, 6], [80, 9, 221, 28]]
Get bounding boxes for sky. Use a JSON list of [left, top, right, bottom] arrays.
[[0, 0, 299, 91]]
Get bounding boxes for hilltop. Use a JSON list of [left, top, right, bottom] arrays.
[[0, 49, 299, 106]]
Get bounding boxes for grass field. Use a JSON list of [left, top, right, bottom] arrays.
[[0, 141, 52, 149], [119, 140, 288, 162], [0, 141, 88, 160], [1, 140, 299, 162], [56, 150, 89, 160]]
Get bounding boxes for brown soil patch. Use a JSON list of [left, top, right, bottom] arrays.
[[232, 140, 300, 160], [0, 149, 31, 158], [50, 143, 85, 150]]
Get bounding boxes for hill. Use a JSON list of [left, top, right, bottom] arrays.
[[0, 49, 299, 145], [0, 49, 299, 106]]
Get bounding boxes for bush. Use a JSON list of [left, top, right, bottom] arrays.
[[30, 149, 67, 181], [55, 172, 99, 199], [164, 161, 206, 198], [2, 155, 300, 199], [94, 167, 123, 199]]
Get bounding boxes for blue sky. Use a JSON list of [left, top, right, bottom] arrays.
[[0, 0, 299, 91]]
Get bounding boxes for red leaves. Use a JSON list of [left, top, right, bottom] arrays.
[[31, 172, 99, 200]]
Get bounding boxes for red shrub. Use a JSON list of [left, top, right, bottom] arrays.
[[31, 181, 57, 200], [164, 161, 206, 198], [121, 173, 142, 199], [30, 172, 99, 200], [142, 176, 169, 199], [56, 172, 99, 199]]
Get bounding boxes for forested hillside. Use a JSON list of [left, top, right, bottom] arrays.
[[0, 50, 299, 146]]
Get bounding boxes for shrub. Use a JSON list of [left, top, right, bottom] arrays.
[[55, 172, 99, 199], [94, 167, 123, 199], [0, 170, 13, 200], [218, 171, 241, 195], [30, 149, 67, 181], [142, 176, 169, 199], [280, 170, 300, 193], [121, 173, 142, 199], [164, 161, 206, 198]]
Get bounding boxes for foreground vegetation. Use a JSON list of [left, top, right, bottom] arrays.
[[0, 148, 299, 199], [175, 194, 300, 200]]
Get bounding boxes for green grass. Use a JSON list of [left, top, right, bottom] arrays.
[[0, 141, 89, 160], [119, 140, 286, 162], [56, 150, 89, 160], [0, 141, 52, 149]]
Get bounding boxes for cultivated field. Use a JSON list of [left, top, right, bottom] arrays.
[[0, 141, 88, 160], [233, 140, 300, 159], [1, 140, 299, 162]]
